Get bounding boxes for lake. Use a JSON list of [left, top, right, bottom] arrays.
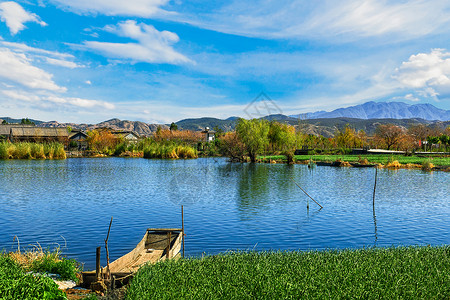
[[0, 157, 448, 269]]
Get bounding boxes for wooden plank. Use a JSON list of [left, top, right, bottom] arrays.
[[166, 231, 171, 259], [147, 228, 182, 232]]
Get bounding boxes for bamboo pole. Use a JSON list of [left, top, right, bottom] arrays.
[[182, 205, 185, 259], [373, 168, 378, 207], [290, 177, 323, 209], [105, 217, 113, 282]]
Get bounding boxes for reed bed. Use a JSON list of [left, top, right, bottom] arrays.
[[260, 154, 450, 167], [127, 246, 449, 299], [143, 143, 197, 159], [0, 142, 66, 159]]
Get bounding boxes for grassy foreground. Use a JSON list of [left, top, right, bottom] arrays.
[[261, 154, 450, 167], [0, 248, 80, 300], [127, 246, 449, 299]]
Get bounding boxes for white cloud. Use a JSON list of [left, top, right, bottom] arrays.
[[0, 48, 66, 92], [0, 1, 47, 35], [81, 20, 192, 65], [45, 57, 81, 68], [165, 0, 450, 42], [394, 49, 450, 100], [1, 41, 73, 59], [49, 0, 171, 17], [46, 96, 115, 109]]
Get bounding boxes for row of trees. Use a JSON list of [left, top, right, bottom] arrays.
[[77, 121, 450, 159], [218, 119, 450, 162]]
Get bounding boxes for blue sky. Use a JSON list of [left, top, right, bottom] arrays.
[[1, 0, 450, 124]]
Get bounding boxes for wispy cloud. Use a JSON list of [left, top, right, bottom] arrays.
[[167, 0, 450, 42], [49, 0, 172, 17], [0, 48, 65, 91], [79, 20, 192, 65], [0, 1, 47, 35]]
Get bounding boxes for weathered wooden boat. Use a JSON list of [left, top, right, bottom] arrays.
[[81, 228, 183, 289]]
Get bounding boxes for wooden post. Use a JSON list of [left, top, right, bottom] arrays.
[[182, 205, 185, 259], [96, 246, 101, 281], [373, 168, 378, 207], [166, 231, 172, 259]]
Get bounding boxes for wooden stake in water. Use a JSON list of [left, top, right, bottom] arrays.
[[182, 205, 185, 259], [373, 168, 378, 207], [290, 177, 323, 209]]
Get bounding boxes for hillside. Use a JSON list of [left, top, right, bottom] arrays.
[[295, 101, 450, 121]]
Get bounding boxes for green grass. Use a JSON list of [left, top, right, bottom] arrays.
[[126, 246, 449, 299], [260, 154, 450, 166], [0, 254, 66, 300]]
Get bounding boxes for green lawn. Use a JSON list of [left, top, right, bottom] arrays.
[[260, 154, 450, 166], [126, 246, 449, 299]]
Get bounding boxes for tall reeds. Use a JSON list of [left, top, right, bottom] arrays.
[[0, 142, 66, 160], [143, 143, 197, 159]]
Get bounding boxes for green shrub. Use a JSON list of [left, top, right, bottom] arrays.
[[0, 142, 8, 159], [0, 255, 66, 300], [31, 253, 79, 281]]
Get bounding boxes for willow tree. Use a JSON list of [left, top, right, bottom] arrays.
[[268, 121, 297, 163], [236, 118, 270, 162]]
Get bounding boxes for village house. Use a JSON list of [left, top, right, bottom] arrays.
[[69, 130, 89, 150], [111, 131, 140, 143], [8, 126, 69, 145], [201, 127, 215, 142]]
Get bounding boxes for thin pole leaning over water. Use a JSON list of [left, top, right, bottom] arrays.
[[290, 177, 323, 209], [105, 216, 113, 282], [373, 168, 378, 207]]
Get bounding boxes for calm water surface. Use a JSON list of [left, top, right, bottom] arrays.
[[0, 158, 448, 269]]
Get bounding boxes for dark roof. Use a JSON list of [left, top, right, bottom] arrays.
[[0, 125, 34, 135], [10, 127, 68, 137], [69, 131, 88, 139]]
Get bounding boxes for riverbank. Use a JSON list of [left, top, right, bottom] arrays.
[[259, 154, 450, 171], [127, 246, 449, 299]]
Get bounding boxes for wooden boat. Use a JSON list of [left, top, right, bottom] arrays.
[[81, 228, 183, 288], [109, 228, 183, 273]]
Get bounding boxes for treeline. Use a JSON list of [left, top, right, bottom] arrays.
[[216, 119, 450, 162]]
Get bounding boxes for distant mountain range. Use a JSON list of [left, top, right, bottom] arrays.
[[1, 101, 448, 137], [292, 101, 450, 121]]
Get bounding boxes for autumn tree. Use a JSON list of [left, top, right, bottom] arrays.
[[218, 132, 246, 160], [236, 118, 270, 163], [86, 129, 121, 153], [374, 124, 405, 150]]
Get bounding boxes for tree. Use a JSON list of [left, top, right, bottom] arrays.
[[169, 122, 178, 131], [20, 118, 35, 125], [268, 121, 297, 163], [236, 118, 270, 163], [1, 120, 7, 124], [374, 124, 404, 150]]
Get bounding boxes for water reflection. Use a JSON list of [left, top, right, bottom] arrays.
[[0, 158, 448, 269]]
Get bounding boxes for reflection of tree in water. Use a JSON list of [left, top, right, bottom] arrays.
[[237, 164, 271, 218]]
